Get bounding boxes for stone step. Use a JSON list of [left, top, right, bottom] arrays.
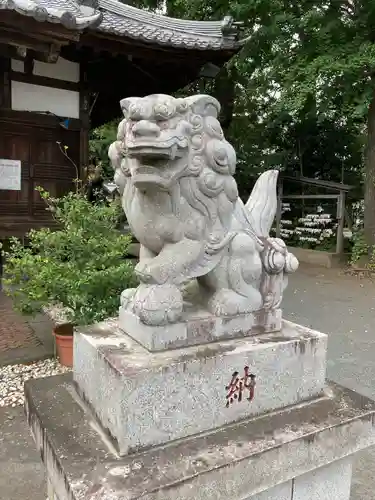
[[25, 376, 375, 500], [73, 319, 327, 455]]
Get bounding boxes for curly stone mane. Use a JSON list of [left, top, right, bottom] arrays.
[[178, 96, 239, 240]]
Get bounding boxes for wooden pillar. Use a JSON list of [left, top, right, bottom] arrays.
[[0, 57, 11, 109], [336, 190, 346, 254], [79, 63, 90, 178]]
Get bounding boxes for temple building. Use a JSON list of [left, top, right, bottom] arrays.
[[0, 0, 243, 237]]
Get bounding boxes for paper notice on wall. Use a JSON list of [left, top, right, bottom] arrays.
[[0, 159, 21, 190]]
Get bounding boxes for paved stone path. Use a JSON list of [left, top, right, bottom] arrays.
[[0, 264, 374, 499], [0, 292, 54, 366], [283, 264, 375, 500], [0, 293, 40, 352], [0, 406, 45, 500]]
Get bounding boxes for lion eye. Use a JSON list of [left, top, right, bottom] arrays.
[[158, 120, 169, 130]]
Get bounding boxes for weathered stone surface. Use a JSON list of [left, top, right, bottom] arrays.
[[25, 375, 375, 500], [109, 94, 298, 328], [293, 458, 352, 500], [74, 319, 327, 455], [246, 458, 352, 500], [119, 305, 283, 351], [247, 482, 292, 499]]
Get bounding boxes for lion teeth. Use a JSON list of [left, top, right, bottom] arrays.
[[170, 144, 177, 160]]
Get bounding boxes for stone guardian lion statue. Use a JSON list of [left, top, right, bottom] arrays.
[[109, 94, 298, 327]]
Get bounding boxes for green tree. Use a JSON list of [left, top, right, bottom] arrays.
[[110, 0, 367, 214], [89, 119, 119, 179], [231, 0, 375, 246], [168, 1, 368, 213]]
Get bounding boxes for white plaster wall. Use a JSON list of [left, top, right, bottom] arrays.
[[11, 57, 79, 82], [11, 81, 79, 118]]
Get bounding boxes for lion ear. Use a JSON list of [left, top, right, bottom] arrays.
[[184, 95, 221, 118], [120, 97, 139, 118]]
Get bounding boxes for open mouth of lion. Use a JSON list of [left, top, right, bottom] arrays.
[[132, 171, 169, 190], [127, 139, 187, 161], [131, 160, 169, 190], [127, 141, 186, 190]]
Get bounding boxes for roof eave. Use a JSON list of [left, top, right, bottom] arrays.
[[0, 0, 243, 53]]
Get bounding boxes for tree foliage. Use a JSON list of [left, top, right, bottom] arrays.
[[107, 0, 370, 228], [230, 0, 375, 242], [89, 119, 119, 179]]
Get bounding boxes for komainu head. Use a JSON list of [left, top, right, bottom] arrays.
[[110, 94, 238, 203]]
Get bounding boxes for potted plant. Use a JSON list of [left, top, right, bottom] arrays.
[[3, 187, 137, 367], [52, 322, 75, 367]]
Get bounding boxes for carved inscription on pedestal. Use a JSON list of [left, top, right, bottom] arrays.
[[225, 366, 256, 408]]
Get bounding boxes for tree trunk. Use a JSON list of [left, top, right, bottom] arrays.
[[364, 88, 375, 251], [214, 65, 236, 133]]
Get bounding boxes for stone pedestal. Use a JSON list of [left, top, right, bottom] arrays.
[[25, 317, 375, 500], [74, 319, 326, 455]]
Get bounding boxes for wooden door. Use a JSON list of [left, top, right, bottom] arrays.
[[0, 122, 31, 224], [30, 126, 78, 220], [0, 116, 80, 237]]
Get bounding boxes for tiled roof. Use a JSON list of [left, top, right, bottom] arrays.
[[0, 0, 242, 50], [0, 0, 102, 30]]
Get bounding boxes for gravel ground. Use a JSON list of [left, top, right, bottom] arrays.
[[0, 359, 71, 408]]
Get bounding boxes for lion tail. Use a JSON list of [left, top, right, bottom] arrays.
[[245, 170, 279, 238]]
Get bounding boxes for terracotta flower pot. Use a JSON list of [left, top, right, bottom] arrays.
[[53, 323, 74, 368]]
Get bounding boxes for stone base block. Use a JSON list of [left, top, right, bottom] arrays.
[[73, 319, 327, 455], [248, 458, 352, 500], [25, 376, 375, 500], [293, 457, 353, 499], [119, 304, 282, 351]]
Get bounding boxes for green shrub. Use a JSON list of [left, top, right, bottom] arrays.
[[3, 188, 137, 326], [89, 120, 118, 178]]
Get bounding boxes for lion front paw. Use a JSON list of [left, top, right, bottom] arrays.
[[135, 261, 169, 285], [132, 284, 183, 325]]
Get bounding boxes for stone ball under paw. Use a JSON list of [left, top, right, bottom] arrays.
[[132, 284, 183, 326]]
